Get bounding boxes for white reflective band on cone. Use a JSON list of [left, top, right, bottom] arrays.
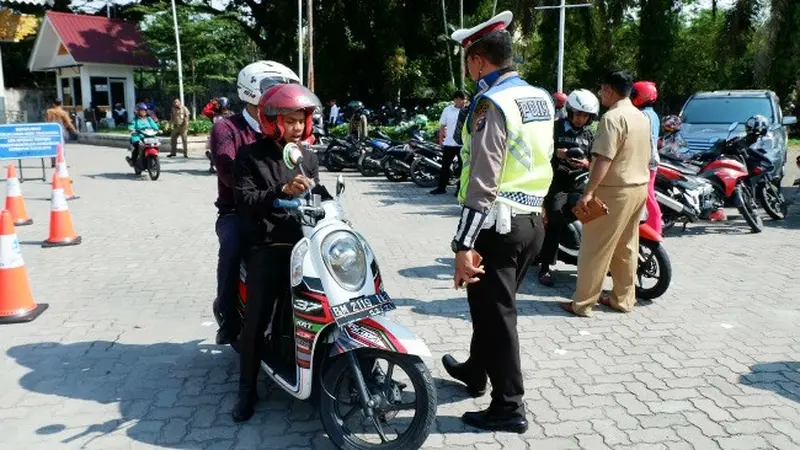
[[6, 178, 22, 197], [57, 162, 69, 178], [0, 234, 25, 269], [51, 189, 69, 212]]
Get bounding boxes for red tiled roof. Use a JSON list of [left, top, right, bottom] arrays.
[[46, 11, 159, 67]]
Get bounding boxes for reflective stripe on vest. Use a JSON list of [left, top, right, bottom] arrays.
[[458, 80, 555, 213]]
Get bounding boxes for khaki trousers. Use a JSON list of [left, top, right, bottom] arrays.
[[170, 126, 188, 156], [571, 184, 648, 316]]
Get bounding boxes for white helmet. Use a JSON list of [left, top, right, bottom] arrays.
[[237, 61, 301, 106], [566, 89, 600, 115]]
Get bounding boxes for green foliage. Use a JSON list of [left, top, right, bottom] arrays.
[[101, 119, 212, 137], [327, 121, 439, 142]]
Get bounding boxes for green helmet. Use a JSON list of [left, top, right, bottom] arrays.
[[348, 101, 364, 111], [412, 114, 428, 126]]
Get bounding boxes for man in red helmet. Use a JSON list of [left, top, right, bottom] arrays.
[[631, 80, 663, 233], [231, 83, 331, 422]]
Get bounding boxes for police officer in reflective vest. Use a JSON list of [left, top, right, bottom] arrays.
[[444, 10, 554, 433]]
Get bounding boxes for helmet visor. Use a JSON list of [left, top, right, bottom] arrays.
[[261, 84, 322, 117]]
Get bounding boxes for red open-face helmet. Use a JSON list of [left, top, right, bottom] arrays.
[[553, 92, 568, 109], [257, 84, 321, 142], [631, 81, 658, 108]]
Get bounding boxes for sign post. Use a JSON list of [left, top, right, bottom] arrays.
[[0, 122, 62, 182]]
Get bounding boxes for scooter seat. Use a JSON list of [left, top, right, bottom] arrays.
[[661, 161, 700, 176]]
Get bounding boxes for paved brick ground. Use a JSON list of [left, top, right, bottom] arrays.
[[0, 144, 798, 450]]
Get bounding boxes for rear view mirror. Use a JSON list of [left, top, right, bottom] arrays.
[[728, 122, 739, 132], [336, 175, 346, 197], [783, 116, 797, 125]]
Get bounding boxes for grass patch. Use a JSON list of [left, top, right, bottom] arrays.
[[790, 138, 800, 148]]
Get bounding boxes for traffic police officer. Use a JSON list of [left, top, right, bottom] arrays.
[[443, 10, 555, 433]]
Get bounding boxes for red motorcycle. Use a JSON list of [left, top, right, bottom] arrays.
[[654, 124, 770, 233]]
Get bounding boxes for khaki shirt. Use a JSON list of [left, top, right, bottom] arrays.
[[591, 98, 651, 187], [171, 105, 190, 128], [45, 107, 76, 133]]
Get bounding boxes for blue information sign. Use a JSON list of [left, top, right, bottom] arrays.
[[0, 123, 63, 161]]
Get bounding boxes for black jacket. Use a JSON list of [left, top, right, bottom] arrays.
[[234, 139, 332, 246], [549, 119, 595, 193]]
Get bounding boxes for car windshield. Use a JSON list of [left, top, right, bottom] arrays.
[[681, 97, 773, 124]]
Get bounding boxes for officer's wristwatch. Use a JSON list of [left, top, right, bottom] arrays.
[[451, 239, 471, 253]]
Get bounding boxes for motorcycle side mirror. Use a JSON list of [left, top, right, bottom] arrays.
[[336, 175, 346, 197], [728, 122, 739, 132]]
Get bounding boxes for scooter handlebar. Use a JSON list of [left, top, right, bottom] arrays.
[[273, 198, 303, 209]]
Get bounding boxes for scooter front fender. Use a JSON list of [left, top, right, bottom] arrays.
[[330, 316, 432, 358]]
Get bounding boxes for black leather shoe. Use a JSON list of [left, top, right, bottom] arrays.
[[462, 408, 528, 434], [429, 188, 446, 195], [232, 388, 258, 422], [215, 326, 234, 345], [442, 354, 486, 397]]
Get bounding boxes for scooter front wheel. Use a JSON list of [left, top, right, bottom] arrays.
[[319, 349, 436, 450], [147, 156, 160, 181]]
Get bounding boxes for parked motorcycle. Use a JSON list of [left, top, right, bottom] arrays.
[[214, 146, 436, 449], [358, 136, 392, 177], [127, 128, 161, 180], [556, 171, 671, 300], [655, 122, 773, 233], [324, 136, 365, 172], [409, 141, 459, 189], [381, 131, 426, 182]]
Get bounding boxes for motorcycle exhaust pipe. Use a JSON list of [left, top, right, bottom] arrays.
[[391, 160, 411, 171], [419, 156, 442, 170], [655, 191, 694, 217]]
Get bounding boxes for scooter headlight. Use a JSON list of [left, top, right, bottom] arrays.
[[321, 231, 367, 291], [290, 238, 310, 287]]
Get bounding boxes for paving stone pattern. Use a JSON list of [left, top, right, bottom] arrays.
[[0, 144, 798, 449]]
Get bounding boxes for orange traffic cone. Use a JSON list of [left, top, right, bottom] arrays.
[[0, 209, 48, 324], [4, 164, 33, 226], [42, 174, 81, 248], [55, 144, 78, 200]]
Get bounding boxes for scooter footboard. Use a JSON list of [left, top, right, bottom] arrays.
[[330, 316, 432, 358]]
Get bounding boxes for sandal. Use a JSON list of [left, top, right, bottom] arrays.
[[538, 270, 554, 287]]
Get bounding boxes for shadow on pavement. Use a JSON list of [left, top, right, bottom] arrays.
[[7, 340, 477, 448], [739, 361, 800, 403]]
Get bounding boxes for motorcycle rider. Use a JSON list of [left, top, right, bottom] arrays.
[[209, 61, 301, 346], [127, 103, 160, 168], [631, 80, 663, 234], [232, 83, 332, 422], [538, 89, 598, 287]]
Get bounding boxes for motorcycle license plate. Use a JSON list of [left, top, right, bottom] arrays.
[[331, 293, 395, 326]]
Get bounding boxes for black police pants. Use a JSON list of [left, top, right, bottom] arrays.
[[539, 190, 578, 271], [465, 214, 544, 413], [238, 244, 292, 389], [437, 145, 462, 190]]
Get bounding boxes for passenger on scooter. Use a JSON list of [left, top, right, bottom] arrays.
[[631, 80, 663, 234], [231, 83, 332, 423], [209, 61, 301, 346], [538, 89, 598, 286], [126, 103, 159, 167]]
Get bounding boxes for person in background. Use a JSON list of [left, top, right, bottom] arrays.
[[127, 103, 160, 167], [232, 83, 332, 422], [46, 99, 78, 167], [83, 102, 98, 132], [430, 91, 468, 195], [347, 101, 368, 139], [204, 97, 234, 173], [560, 70, 651, 318], [631, 80, 663, 234], [538, 89, 599, 287], [113, 103, 127, 127], [208, 60, 301, 348], [327, 99, 339, 131], [443, 10, 553, 434], [553, 92, 568, 120], [169, 97, 190, 158]]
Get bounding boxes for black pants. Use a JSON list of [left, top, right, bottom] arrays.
[[238, 244, 292, 389], [464, 214, 544, 413], [215, 214, 241, 333], [539, 190, 579, 272], [437, 145, 462, 190]]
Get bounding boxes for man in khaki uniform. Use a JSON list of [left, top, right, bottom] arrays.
[[169, 97, 190, 157], [561, 71, 651, 317], [45, 99, 77, 167]]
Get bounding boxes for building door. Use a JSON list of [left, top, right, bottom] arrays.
[[109, 79, 126, 110]]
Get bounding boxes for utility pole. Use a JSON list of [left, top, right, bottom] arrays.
[[534, 0, 592, 93], [170, 0, 184, 105], [459, 0, 464, 90], [297, 0, 303, 84], [306, 0, 314, 90], [441, 0, 454, 86]]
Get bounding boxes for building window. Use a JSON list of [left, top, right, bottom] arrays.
[[90, 76, 110, 107], [72, 77, 82, 107], [60, 77, 72, 106]]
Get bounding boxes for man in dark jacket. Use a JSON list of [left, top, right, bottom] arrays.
[[231, 83, 331, 423]]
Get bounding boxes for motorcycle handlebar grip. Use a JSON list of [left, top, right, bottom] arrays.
[[273, 198, 302, 209]]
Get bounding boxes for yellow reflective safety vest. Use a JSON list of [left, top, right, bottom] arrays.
[[458, 76, 555, 213]]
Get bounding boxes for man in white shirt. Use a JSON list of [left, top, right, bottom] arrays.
[[327, 99, 339, 130], [431, 91, 468, 195]]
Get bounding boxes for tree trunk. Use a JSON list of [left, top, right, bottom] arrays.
[[306, 0, 314, 91]]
